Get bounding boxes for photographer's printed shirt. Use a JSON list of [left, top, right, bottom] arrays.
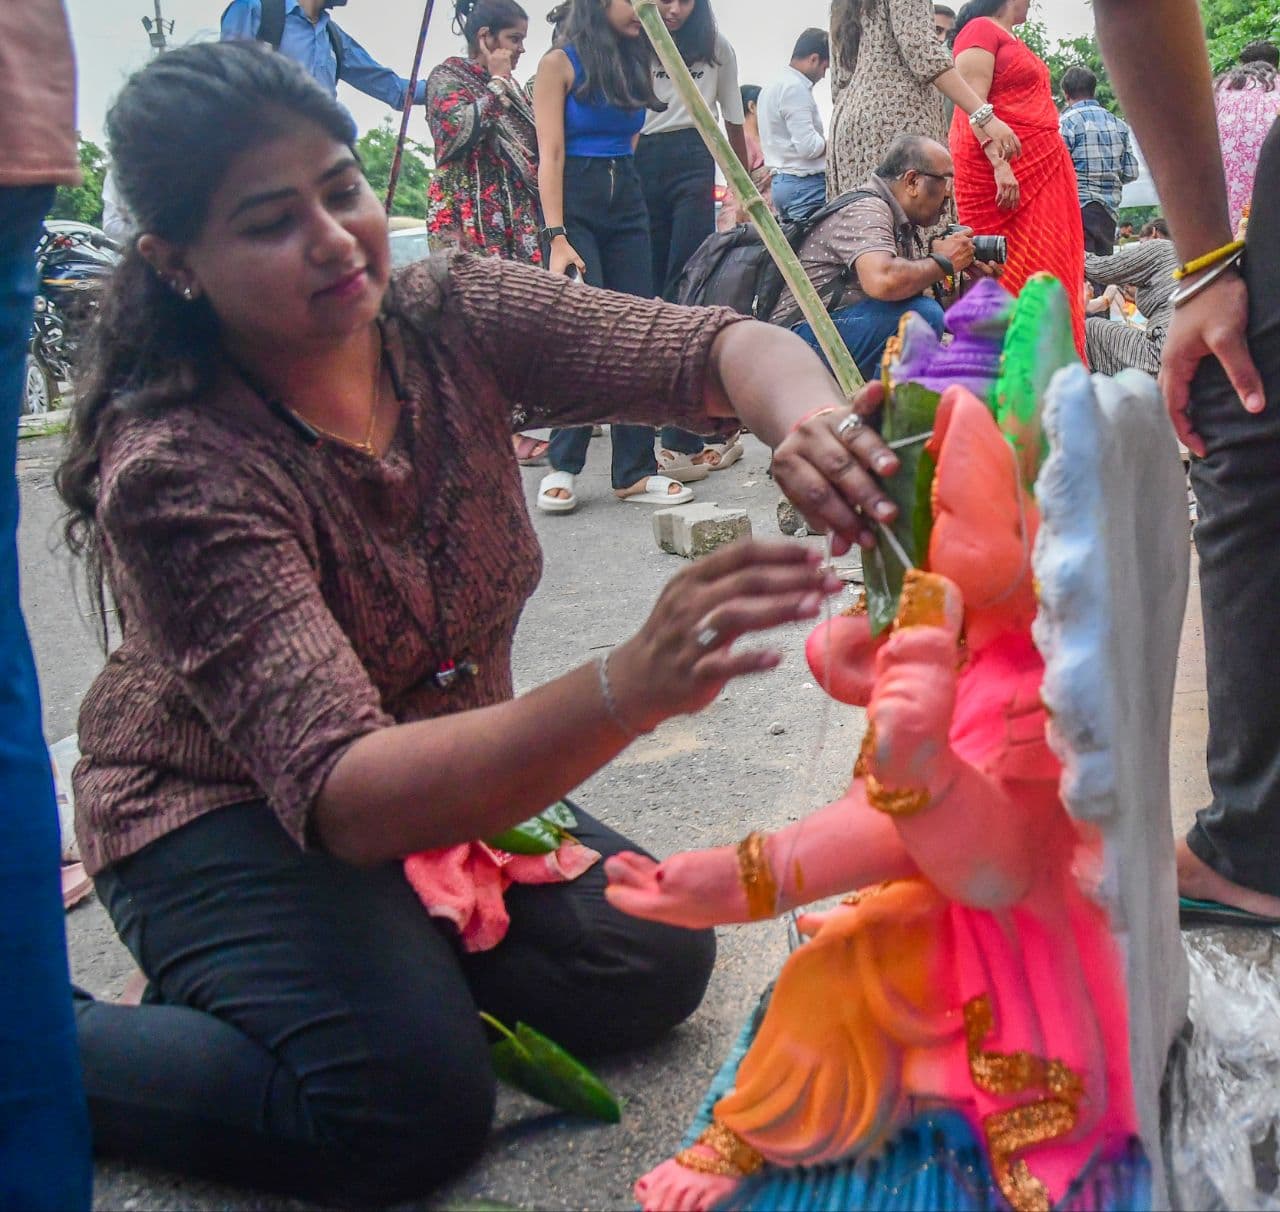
[[770, 174, 914, 327]]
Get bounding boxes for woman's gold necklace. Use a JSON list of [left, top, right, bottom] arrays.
[[289, 327, 383, 456]]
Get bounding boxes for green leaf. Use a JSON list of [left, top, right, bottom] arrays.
[[540, 801, 578, 830], [487, 803, 579, 855], [480, 1013, 622, 1123], [863, 384, 941, 634]]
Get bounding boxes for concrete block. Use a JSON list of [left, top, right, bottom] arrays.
[[653, 503, 752, 558]]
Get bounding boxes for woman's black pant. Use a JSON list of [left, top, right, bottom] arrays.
[[74, 802, 715, 1204], [1185, 119, 1280, 896], [636, 127, 718, 457], [547, 154, 661, 489]]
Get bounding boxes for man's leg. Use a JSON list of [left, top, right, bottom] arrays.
[[1183, 120, 1280, 907], [794, 295, 945, 380], [0, 185, 92, 1211], [1082, 201, 1117, 255]]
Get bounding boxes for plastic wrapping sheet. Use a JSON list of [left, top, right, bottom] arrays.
[[1170, 934, 1280, 1211]]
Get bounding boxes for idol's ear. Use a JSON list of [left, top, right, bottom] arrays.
[[926, 385, 1038, 614], [993, 272, 1080, 490]]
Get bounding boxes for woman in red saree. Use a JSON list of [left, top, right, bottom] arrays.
[[949, 0, 1086, 358]]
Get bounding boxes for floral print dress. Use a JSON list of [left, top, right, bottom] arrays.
[[425, 56, 542, 265], [1216, 78, 1280, 236]]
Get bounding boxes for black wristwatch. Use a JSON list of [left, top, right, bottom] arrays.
[[541, 225, 568, 242], [929, 251, 955, 279]]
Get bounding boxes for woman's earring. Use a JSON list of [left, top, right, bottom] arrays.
[[182, 285, 195, 301]]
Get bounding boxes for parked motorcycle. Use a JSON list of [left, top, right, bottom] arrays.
[[25, 221, 120, 416]]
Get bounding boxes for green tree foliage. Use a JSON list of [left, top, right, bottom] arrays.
[[51, 137, 107, 226], [1201, 0, 1280, 73], [1020, 21, 1118, 113], [355, 119, 435, 219]]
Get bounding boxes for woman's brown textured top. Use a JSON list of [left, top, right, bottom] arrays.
[[74, 252, 745, 874]]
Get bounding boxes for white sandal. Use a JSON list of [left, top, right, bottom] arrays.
[[537, 470, 578, 514], [615, 475, 695, 505], [657, 449, 712, 483], [700, 438, 744, 472]]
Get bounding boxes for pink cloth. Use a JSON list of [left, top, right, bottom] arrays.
[[1216, 81, 1280, 232], [404, 839, 601, 952]]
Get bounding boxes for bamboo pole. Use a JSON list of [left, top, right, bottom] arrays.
[[633, 0, 864, 396], [385, 0, 436, 214]]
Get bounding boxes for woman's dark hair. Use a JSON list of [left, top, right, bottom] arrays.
[[740, 83, 761, 113], [830, 0, 864, 73], [952, 0, 1010, 40], [547, 1, 571, 43], [56, 42, 359, 646], [1240, 40, 1280, 68], [452, 0, 529, 54], [1216, 60, 1279, 92], [1138, 218, 1169, 239], [562, 0, 664, 111], [666, 0, 720, 68]]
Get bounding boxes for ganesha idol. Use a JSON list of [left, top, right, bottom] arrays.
[[605, 278, 1192, 1212]]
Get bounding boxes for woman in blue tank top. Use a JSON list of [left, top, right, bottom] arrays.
[[532, 0, 694, 513]]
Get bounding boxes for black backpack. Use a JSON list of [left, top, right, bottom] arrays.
[[675, 189, 875, 322], [256, 0, 346, 79]]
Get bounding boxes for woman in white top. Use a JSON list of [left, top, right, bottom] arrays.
[[636, 0, 748, 479]]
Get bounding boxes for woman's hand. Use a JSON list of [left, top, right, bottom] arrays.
[[1159, 269, 1264, 457], [992, 159, 1020, 211], [606, 540, 844, 734], [980, 115, 1021, 160], [769, 381, 900, 555], [479, 40, 517, 79], [548, 235, 586, 278]]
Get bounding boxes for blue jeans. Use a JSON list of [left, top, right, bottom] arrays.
[[0, 187, 92, 1209], [794, 294, 946, 381], [771, 172, 827, 222], [547, 156, 660, 491]]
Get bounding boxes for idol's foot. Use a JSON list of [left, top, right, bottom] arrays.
[[634, 1155, 741, 1212]]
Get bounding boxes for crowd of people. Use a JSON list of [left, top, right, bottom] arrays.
[[4, 0, 1280, 1207]]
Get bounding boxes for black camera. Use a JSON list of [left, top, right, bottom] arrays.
[[944, 225, 1007, 264]]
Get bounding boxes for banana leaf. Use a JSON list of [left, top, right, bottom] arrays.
[[862, 383, 941, 634], [487, 802, 578, 856], [481, 1012, 622, 1123]]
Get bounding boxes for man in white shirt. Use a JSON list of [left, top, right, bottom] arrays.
[[757, 29, 830, 221]]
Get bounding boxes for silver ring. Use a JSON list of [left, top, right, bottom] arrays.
[[835, 412, 864, 441], [695, 625, 720, 650]]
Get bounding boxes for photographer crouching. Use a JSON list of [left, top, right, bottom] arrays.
[[770, 134, 1001, 378]]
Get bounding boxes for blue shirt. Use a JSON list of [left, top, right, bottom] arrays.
[[1059, 98, 1139, 218], [563, 46, 645, 158], [221, 0, 426, 110]]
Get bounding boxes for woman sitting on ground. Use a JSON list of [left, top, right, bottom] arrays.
[[62, 42, 901, 1205]]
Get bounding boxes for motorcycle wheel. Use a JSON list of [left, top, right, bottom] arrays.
[[23, 356, 54, 416]]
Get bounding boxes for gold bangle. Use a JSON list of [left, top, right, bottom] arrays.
[[1172, 238, 1246, 281], [736, 831, 779, 921], [675, 1123, 766, 1178], [863, 768, 932, 817], [855, 726, 932, 817]]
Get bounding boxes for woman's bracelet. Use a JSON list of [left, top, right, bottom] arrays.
[[1169, 248, 1245, 309], [595, 653, 638, 740], [1172, 238, 1245, 281], [736, 831, 779, 920], [969, 102, 995, 128], [789, 405, 841, 433]]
